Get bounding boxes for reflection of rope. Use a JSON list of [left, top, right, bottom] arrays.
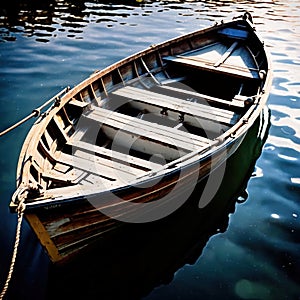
[[0, 194, 26, 300]]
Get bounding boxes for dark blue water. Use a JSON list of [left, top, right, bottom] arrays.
[[1, 1, 300, 299]]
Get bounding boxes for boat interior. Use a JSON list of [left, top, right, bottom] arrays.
[[25, 22, 266, 198]]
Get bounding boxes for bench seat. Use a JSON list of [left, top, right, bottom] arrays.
[[163, 54, 259, 80], [112, 86, 239, 126], [84, 106, 212, 161], [71, 140, 162, 171], [156, 85, 245, 110]]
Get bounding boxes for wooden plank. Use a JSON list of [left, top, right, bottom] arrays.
[[43, 129, 54, 149], [25, 213, 62, 263], [43, 166, 86, 184], [218, 28, 249, 40], [38, 136, 145, 184], [72, 149, 146, 176], [86, 107, 211, 150], [37, 139, 99, 185], [72, 127, 89, 141], [157, 84, 244, 109], [59, 151, 145, 181], [72, 140, 162, 170], [214, 41, 239, 67], [52, 117, 70, 143], [55, 222, 118, 254], [45, 182, 103, 197], [140, 58, 161, 85], [99, 125, 190, 161], [113, 86, 239, 125], [68, 99, 89, 108], [42, 170, 75, 183], [53, 162, 70, 173], [115, 86, 237, 120], [163, 55, 259, 79]]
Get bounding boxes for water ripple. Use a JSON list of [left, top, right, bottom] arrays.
[[1, 0, 299, 43]]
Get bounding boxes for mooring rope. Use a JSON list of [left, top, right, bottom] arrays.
[[0, 87, 69, 137], [0, 197, 26, 300]]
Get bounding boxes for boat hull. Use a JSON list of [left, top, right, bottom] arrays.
[[10, 13, 272, 264], [25, 129, 245, 263]]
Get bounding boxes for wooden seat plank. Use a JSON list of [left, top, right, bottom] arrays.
[[38, 138, 116, 185], [86, 106, 212, 151], [59, 152, 145, 181], [68, 99, 89, 108], [113, 86, 239, 125], [38, 136, 145, 183], [163, 55, 259, 79], [214, 41, 239, 67], [157, 85, 244, 109], [71, 140, 162, 171]]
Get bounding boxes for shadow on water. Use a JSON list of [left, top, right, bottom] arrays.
[[41, 108, 270, 300]]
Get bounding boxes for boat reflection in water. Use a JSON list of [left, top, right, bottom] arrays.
[[47, 107, 270, 300]]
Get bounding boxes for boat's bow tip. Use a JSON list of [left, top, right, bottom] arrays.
[[232, 11, 254, 24], [242, 11, 253, 23]]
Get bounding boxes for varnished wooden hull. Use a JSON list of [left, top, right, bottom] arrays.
[[11, 13, 272, 263]]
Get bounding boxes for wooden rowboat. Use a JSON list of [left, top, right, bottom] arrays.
[[10, 13, 272, 264]]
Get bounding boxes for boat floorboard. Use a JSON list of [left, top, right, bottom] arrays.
[[85, 106, 212, 152], [70, 140, 162, 171], [59, 151, 145, 182], [38, 137, 139, 186]]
